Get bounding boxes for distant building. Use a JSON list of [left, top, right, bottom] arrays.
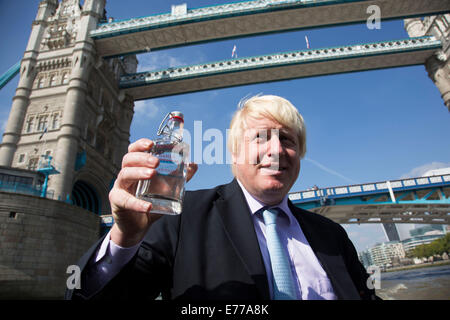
[[395, 224, 446, 254], [401, 234, 446, 253], [409, 225, 446, 238], [382, 223, 400, 241], [358, 250, 373, 268], [369, 241, 406, 267], [397, 224, 417, 241]]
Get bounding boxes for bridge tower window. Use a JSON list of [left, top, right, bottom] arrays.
[[26, 116, 35, 133]]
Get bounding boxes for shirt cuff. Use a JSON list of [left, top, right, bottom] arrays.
[[94, 229, 142, 265], [109, 235, 142, 263]]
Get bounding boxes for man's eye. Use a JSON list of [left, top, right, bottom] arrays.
[[255, 132, 267, 141], [255, 132, 264, 139], [281, 135, 295, 145]]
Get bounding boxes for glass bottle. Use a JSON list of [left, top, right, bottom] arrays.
[[135, 111, 189, 215]]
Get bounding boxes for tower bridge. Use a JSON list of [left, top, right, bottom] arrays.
[[120, 36, 441, 100], [90, 0, 450, 58], [0, 0, 448, 225]]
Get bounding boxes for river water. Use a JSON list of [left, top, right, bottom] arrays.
[[376, 264, 450, 300]]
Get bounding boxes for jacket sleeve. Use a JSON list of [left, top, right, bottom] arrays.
[[68, 214, 181, 300]]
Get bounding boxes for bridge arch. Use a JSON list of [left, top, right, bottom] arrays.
[[71, 180, 101, 215]]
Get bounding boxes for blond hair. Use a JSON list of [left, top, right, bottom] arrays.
[[227, 94, 307, 160]]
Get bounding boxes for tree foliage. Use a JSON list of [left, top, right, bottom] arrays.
[[409, 233, 450, 258]]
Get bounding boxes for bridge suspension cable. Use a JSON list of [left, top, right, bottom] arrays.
[[0, 61, 20, 90]]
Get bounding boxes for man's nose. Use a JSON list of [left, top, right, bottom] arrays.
[[267, 134, 283, 157]]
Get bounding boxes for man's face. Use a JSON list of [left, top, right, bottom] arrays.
[[232, 115, 301, 205]]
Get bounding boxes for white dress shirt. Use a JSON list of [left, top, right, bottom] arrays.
[[237, 180, 337, 300]]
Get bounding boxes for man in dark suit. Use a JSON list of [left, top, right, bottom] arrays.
[[67, 95, 378, 300]]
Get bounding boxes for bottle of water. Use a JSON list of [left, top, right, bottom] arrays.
[[135, 111, 189, 215]]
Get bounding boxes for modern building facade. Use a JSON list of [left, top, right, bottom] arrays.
[[382, 223, 401, 242], [369, 241, 406, 267], [410, 224, 446, 237], [360, 225, 446, 268], [358, 250, 373, 269], [402, 234, 446, 253]]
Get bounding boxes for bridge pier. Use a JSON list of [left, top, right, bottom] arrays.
[[0, 0, 58, 165]]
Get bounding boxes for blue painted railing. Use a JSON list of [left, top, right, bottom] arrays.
[[0, 180, 42, 197], [120, 36, 441, 89], [289, 174, 450, 208]]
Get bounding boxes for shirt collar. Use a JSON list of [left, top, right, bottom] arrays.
[[236, 179, 295, 225]]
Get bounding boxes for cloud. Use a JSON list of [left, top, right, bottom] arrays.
[[304, 157, 358, 184], [343, 224, 387, 252], [400, 162, 450, 179], [0, 109, 10, 134], [133, 99, 164, 120], [1, 117, 8, 131]]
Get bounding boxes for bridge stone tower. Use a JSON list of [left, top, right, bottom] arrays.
[[0, 0, 137, 214], [405, 14, 450, 112]]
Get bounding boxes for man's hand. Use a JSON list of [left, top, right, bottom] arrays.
[[109, 138, 198, 247]]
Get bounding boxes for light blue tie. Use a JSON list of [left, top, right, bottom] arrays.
[[262, 208, 297, 300]]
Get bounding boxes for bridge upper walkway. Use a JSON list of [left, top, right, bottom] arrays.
[[120, 36, 441, 100], [90, 0, 450, 57]]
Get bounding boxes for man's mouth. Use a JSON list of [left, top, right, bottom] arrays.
[[259, 163, 286, 175]]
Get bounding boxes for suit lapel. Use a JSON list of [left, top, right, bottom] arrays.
[[288, 201, 361, 300], [215, 179, 270, 300]]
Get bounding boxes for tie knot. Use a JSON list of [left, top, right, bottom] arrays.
[[262, 208, 281, 225]]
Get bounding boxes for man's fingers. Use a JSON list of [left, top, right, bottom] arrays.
[[116, 167, 157, 187], [128, 138, 153, 153], [186, 163, 198, 182], [122, 152, 160, 169], [110, 188, 151, 214]]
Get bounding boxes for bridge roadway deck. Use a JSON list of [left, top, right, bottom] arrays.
[[91, 0, 450, 57], [120, 36, 441, 100], [290, 174, 450, 225]]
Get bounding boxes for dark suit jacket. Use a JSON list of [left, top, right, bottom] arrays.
[[67, 179, 377, 300]]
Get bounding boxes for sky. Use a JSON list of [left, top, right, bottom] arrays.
[[0, 0, 449, 253]]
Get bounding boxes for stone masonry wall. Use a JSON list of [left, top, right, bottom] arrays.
[[0, 191, 100, 299]]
